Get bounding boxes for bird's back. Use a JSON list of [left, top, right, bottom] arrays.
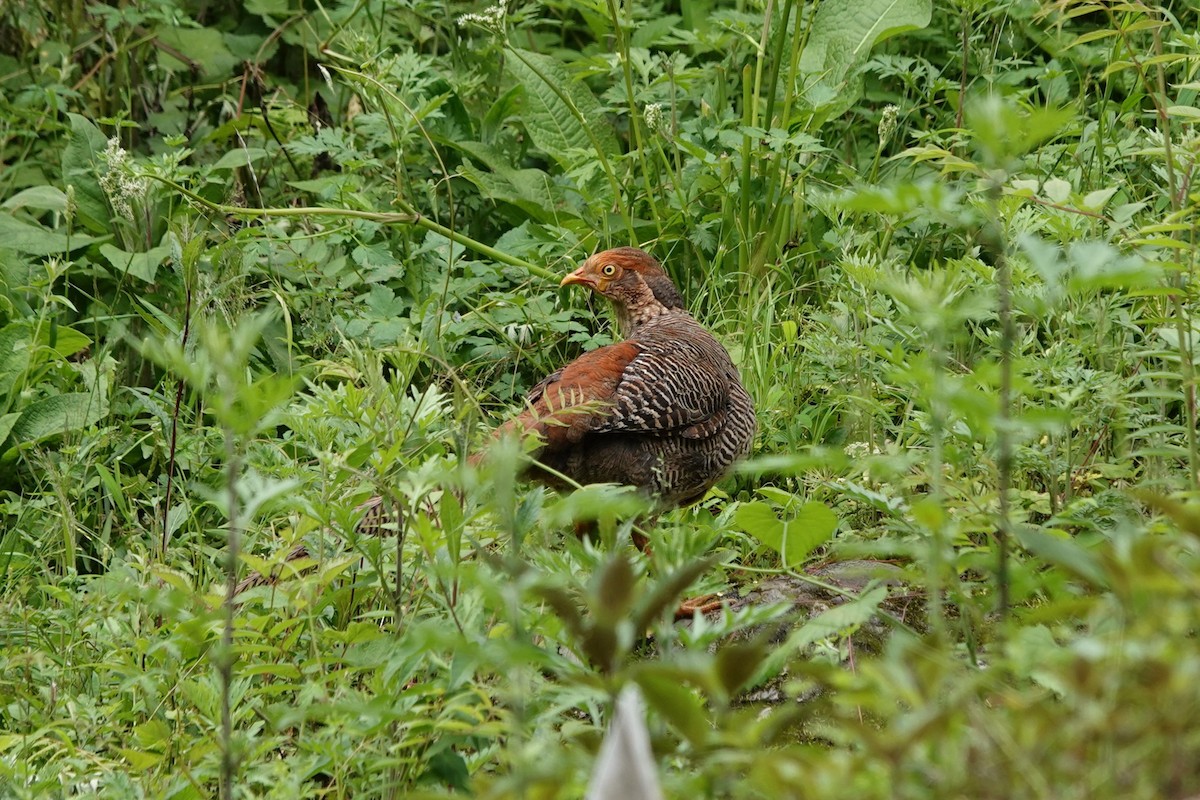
[[534, 308, 756, 508]]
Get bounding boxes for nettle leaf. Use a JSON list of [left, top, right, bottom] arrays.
[[0, 322, 92, 397], [505, 48, 618, 167], [212, 147, 269, 171], [734, 500, 838, 568], [799, 0, 932, 121]]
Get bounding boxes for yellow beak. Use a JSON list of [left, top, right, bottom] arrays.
[[560, 266, 595, 288]]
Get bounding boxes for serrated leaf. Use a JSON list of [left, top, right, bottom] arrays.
[[0, 412, 19, 450], [1015, 526, 1108, 588], [1166, 105, 1200, 120], [1042, 177, 1072, 203], [595, 554, 637, 623], [1081, 186, 1118, 210], [213, 147, 270, 170], [715, 640, 767, 695], [784, 584, 889, 653], [2, 186, 69, 213], [0, 322, 92, 396], [505, 48, 618, 166]]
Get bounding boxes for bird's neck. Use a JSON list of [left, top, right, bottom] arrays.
[[616, 297, 672, 337]]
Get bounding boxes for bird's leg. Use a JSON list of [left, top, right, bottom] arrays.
[[674, 592, 727, 619]]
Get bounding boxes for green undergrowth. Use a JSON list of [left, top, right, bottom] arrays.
[[2, 0, 1200, 797]]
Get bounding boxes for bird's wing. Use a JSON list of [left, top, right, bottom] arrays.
[[489, 333, 731, 459], [592, 337, 731, 439], [496, 341, 642, 451]]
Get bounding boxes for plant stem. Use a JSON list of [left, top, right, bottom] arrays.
[[143, 174, 558, 280]]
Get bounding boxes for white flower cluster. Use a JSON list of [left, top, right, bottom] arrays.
[[98, 137, 149, 220], [643, 102, 664, 134], [457, 0, 507, 32], [878, 104, 899, 146]]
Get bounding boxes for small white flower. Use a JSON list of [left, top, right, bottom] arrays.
[[878, 104, 899, 146], [643, 102, 664, 134], [98, 137, 149, 220], [844, 441, 870, 458], [457, 0, 507, 32]]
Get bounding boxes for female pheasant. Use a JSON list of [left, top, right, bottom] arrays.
[[235, 247, 753, 596], [480, 247, 756, 511]]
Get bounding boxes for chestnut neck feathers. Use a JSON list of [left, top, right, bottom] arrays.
[[561, 247, 686, 336]]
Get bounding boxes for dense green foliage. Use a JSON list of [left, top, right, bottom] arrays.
[[3, 0, 1200, 796]]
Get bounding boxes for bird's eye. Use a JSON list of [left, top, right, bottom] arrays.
[[600, 264, 617, 277]]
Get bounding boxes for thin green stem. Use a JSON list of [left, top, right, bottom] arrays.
[[605, 0, 663, 239], [142, 174, 557, 281]]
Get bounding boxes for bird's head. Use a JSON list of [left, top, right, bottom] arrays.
[[560, 247, 684, 312]]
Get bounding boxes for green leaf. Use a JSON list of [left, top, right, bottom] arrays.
[[799, 0, 933, 121], [2, 186, 69, 214], [636, 671, 709, 745], [0, 412, 19, 450], [505, 48, 618, 166], [61, 113, 111, 234], [7, 391, 109, 449], [715, 640, 768, 695], [100, 242, 172, 283], [154, 26, 240, 79], [783, 584, 889, 654], [1015, 526, 1108, 589], [594, 554, 637, 624], [0, 322, 92, 397], [213, 147, 270, 171], [734, 500, 838, 568], [0, 214, 100, 256]]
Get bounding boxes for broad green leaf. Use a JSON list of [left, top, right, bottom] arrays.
[[594, 555, 637, 624], [1167, 105, 1200, 120], [799, 0, 932, 121], [213, 147, 270, 171], [785, 584, 889, 653], [0, 412, 19, 449], [1016, 526, 1108, 588], [715, 639, 767, 695], [61, 113, 111, 234], [100, 242, 172, 283], [0, 322, 92, 397], [735, 500, 838, 567], [637, 671, 709, 745], [7, 391, 109, 449], [0, 214, 100, 256], [505, 48, 618, 167], [2, 186, 69, 213], [154, 26, 240, 79]]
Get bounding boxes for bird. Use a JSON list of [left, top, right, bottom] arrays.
[[235, 248, 755, 599], [475, 246, 756, 516]]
